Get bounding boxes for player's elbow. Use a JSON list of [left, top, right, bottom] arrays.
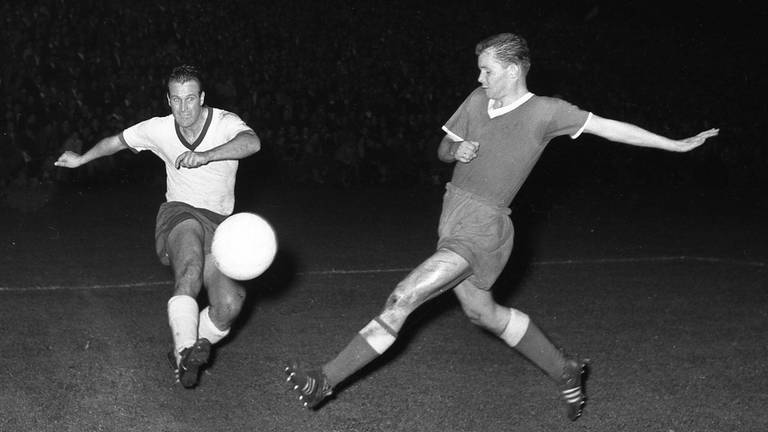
[[246, 134, 261, 154], [254, 134, 261, 154], [249, 140, 261, 155]]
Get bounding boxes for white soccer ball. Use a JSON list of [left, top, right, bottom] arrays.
[[212, 212, 277, 280]]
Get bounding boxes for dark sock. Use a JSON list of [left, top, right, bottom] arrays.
[[514, 321, 567, 381], [322, 333, 382, 387]]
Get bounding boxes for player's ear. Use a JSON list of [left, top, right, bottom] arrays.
[[506, 62, 521, 80], [167, 93, 171, 108], [200, 91, 206, 106]]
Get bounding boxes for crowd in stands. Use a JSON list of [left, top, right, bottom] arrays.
[[1, 1, 759, 194], [1, 1, 471, 190]]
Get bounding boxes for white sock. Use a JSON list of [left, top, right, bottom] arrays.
[[499, 308, 530, 347], [168, 295, 199, 360], [359, 317, 397, 354], [198, 306, 230, 345]]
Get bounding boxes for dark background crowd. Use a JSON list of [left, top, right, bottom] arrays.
[[1, 0, 764, 196]]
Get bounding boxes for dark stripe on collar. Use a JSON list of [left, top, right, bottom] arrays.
[[175, 107, 212, 151]]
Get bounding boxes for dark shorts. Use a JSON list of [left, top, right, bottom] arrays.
[[437, 183, 514, 290], [154, 201, 228, 266]]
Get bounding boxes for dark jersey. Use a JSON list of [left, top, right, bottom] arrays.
[[443, 88, 590, 207]]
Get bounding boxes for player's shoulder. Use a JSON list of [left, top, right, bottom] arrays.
[[466, 87, 487, 103], [527, 95, 565, 107], [209, 107, 243, 122], [526, 95, 584, 114], [458, 87, 490, 111], [126, 113, 173, 132], [208, 107, 253, 136], [536, 95, 583, 107]]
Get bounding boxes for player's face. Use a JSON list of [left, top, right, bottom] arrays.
[[167, 80, 205, 128], [477, 50, 516, 101]]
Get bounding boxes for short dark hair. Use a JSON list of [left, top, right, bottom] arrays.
[[167, 65, 204, 93], [475, 33, 531, 74]]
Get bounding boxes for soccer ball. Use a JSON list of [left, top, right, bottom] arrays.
[[211, 212, 277, 280]]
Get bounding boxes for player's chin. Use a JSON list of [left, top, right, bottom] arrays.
[[174, 117, 194, 127]]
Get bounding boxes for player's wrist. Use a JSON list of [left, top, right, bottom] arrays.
[[200, 151, 214, 165]]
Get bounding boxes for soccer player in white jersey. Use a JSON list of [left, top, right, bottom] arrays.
[[55, 65, 261, 388], [284, 33, 718, 420]]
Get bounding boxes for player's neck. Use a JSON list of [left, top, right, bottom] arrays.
[[179, 107, 209, 141], [494, 86, 529, 109]]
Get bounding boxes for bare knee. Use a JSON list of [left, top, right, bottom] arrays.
[[209, 285, 245, 324], [461, 303, 497, 330], [455, 286, 508, 334]]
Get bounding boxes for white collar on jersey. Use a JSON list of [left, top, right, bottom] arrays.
[[487, 92, 534, 119]]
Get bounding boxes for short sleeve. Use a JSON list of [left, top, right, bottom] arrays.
[[442, 93, 473, 142], [119, 117, 165, 152], [216, 111, 254, 142], [544, 99, 591, 141]]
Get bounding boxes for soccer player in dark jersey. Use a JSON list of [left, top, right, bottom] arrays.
[[284, 33, 718, 420]]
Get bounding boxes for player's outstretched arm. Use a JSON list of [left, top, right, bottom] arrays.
[[175, 131, 261, 169], [54, 134, 128, 168], [583, 115, 719, 152]]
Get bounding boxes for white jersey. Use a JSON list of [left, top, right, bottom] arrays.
[[119, 107, 253, 215]]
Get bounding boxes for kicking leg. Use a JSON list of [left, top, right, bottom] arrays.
[[200, 252, 245, 344], [286, 248, 471, 408], [165, 219, 210, 388], [454, 282, 587, 421]]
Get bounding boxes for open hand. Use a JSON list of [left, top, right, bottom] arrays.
[[54, 151, 84, 168], [674, 128, 719, 152]]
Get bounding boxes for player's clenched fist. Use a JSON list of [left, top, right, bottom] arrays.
[[175, 151, 211, 169], [452, 140, 479, 163], [54, 151, 84, 168]]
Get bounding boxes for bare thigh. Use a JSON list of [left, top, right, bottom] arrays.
[[167, 219, 206, 297]]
